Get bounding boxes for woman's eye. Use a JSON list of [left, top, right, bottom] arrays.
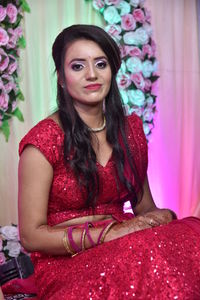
[[96, 60, 107, 69], [71, 63, 84, 71]]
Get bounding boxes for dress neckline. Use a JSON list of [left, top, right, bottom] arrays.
[[44, 118, 113, 169]]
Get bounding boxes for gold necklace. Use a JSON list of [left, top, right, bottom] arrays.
[[88, 116, 106, 133]]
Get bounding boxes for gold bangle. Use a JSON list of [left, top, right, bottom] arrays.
[[81, 228, 86, 251], [100, 221, 117, 244], [63, 229, 75, 256]]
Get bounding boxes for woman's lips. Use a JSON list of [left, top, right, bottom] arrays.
[[84, 84, 102, 90]]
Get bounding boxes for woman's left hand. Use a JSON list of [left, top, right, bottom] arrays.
[[142, 209, 176, 227]]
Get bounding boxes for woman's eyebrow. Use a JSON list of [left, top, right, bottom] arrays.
[[69, 56, 108, 64]]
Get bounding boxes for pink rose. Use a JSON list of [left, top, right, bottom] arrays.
[[127, 46, 142, 58], [0, 92, 9, 111], [133, 8, 145, 23], [0, 27, 9, 46], [105, 24, 121, 41], [93, 0, 105, 10], [0, 48, 9, 72], [0, 252, 6, 264], [0, 5, 6, 22], [144, 8, 151, 23], [151, 39, 156, 56], [119, 45, 128, 58], [4, 81, 16, 93], [144, 79, 152, 91], [130, 72, 145, 90], [105, 0, 121, 5], [15, 26, 23, 38], [7, 61, 17, 74], [12, 101, 17, 112], [142, 44, 153, 58], [7, 28, 18, 49], [6, 3, 18, 24], [117, 73, 132, 89], [121, 14, 136, 31], [1, 74, 12, 83], [7, 54, 17, 75]]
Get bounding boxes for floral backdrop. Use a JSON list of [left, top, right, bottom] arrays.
[[88, 0, 159, 138], [0, 0, 30, 141], [0, 225, 26, 265]]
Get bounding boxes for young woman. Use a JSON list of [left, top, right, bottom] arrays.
[[18, 25, 200, 299]]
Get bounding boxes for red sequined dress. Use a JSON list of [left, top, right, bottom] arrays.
[[19, 114, 200, 300]]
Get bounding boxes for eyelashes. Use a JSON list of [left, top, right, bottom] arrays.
[[71, 60, 108, 71]]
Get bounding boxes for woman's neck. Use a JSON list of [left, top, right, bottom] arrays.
[[74, 103, 104, 129]]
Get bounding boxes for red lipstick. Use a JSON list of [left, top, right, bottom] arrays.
[[85, 84, 102, 90]]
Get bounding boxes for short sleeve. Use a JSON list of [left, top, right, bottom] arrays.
[[19, 119, 64, 167], [126, 113, 148, 183]]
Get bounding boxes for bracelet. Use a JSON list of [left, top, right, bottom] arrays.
[[97, 221, 113, 245], [84, 222, 96, 247], [62, 229, 76, 256], [68, 226, 82, 253], [99, 221, 117, 244], [81, 228, 86, 251]]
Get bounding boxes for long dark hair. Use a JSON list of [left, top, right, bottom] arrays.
[[52, 24, 143, 208]]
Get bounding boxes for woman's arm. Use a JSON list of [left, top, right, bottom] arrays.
[[18, 146, 112, 255], [133, 176, 176, 224], [18, 148, 175, 255], [18, 145, 66, 254], [105, 176, 177, 242]]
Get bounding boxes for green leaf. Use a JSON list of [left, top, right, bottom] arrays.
[[18, 36, 26, 48], [0, 120, 10, 142], [12, 108, 24, 122], [17, 91, 25, 101], [21, 0, 31, 13], [150, 75, 159, 83]]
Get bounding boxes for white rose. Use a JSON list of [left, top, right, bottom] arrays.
[[116, 1, 131, 16], [143, 122, 151, 135], [105, 24, 122, 42], [143, 22, 153, 37], [152, 60, 158, 72], [126, 57, 142, 73], [4, 241, 21, 257], [0, 225, 19, 240], [142, 60, 153, 78], [123, 28, 149, 46], [143, 108, 154, 122], [119, 89, 129, 104], [128, 89, 145, 106], [146, 96, 154, 105], [103, 6, 121, 24], [120, 60, 127, 73], [130, 0, 140, 7]]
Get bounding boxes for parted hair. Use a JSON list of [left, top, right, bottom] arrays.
[[52, 24, 143, 208]]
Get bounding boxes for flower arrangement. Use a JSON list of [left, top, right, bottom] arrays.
[[86, 0, 159, 138], [0, 224, 27, 264], [0, 0, 30, 141]]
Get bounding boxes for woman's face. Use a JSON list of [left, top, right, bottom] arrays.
[[63, 39, 112, 110]]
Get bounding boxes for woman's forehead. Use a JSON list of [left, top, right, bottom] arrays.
[[64, 39, 107, 61]]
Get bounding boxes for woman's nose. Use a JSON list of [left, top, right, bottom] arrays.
[[86, 64, 97, 80]]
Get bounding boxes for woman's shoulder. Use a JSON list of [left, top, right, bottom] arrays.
[[19, 114, 64, 165], [125, 113, 144, 135], [126, 112, 143, 126]]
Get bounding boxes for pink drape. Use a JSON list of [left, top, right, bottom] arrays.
[[147, 0, 200, 218]]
